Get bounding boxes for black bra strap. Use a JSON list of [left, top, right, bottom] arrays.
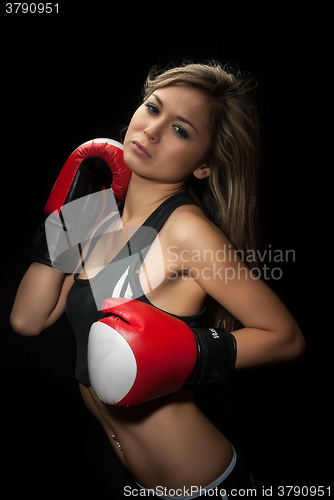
[[142, 191, 196, 232]]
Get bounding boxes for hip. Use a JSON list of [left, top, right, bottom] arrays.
[[121, 447, 257, 499]]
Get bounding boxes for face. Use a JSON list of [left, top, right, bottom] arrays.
[[123, 84, 212, 186]]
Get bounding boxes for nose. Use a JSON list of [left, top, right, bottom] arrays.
[[144, 122, 161, 143]]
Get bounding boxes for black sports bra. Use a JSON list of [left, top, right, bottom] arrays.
[[66, 191, 206, 385]]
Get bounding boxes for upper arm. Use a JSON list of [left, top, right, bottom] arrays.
[[171, 212, 297, 336]]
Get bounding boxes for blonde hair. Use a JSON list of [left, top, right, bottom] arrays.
[[143, 61, 260, 330]]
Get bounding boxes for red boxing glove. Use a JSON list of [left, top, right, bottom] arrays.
[[44, 138, 131, 216], [30, 139, 132, 271], [87, 298, 198, 407]]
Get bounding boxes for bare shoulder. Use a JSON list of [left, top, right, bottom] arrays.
[[163, 203, 227, 249]]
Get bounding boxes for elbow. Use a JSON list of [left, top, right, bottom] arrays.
[[285, 325, 306, 362], [10, 312, 42, 337]]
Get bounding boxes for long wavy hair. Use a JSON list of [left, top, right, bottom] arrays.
[[141, 61, 261, 331]]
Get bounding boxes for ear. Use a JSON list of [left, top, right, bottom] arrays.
[[193, 164, 211, 180]]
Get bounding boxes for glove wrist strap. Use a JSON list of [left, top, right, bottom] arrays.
[[189, 327, 237, 385]]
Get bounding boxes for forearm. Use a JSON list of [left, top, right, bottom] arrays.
[[233, 323, 305, 369], [10, 262, 67, 336]]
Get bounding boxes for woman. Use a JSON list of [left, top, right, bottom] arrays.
[[10, 62, 305, 498]]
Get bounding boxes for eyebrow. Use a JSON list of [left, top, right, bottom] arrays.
[[152, 93, 199, 134]]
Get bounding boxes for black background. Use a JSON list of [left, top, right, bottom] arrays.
[[1, 6, 327, 499]]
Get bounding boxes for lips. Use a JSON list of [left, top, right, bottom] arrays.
[[132, 140, 152, 158]]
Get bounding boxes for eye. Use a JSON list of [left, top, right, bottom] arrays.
[[144, 102, 160, 115], [144, 102, 189, 140], [173, 124, 189, 140]]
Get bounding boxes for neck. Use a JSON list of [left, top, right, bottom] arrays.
[[121, 173, 185, 225]]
